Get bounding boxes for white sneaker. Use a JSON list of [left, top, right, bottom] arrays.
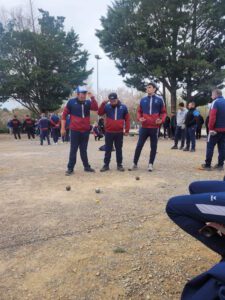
[[148, 164, 153, 172]]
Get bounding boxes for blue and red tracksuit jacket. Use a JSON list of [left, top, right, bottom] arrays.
[[50, 114, 60, 129], [98, 101, 130, 133], [62, 97, 98, 132], [209, 96, 225, 132], [137, 94, 167, 128], [38, 117, 50, 132], [10, 118, 21, 129], [23, 118, 34, 129]]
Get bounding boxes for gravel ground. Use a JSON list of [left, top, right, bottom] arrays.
[[0, 134, 223, 300]]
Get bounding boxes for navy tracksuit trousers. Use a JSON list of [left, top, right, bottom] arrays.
[[67, 130, 90, 171], [166, 180, 225, 256], [52, 128, 60, 143], [40, 130, 50, 145], [185, 126, 197, 150], [104, 132, 123, 166], [205, 132, 225, 167], [133, 127, 158, 165]]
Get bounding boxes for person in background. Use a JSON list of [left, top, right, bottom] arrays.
[[38, 113, 51, 146], [170, 112, 177, 139], [50, 113, 61, 144], [163, 116, 171, 139], [183, 102, 199, 152], [171, 102, 188, 150], [23, 115, 35, 139], [200, 89, 225, 170], [9, 115, 22, 140], [62, 115, 70, 143], [196, 114, 204, 139]]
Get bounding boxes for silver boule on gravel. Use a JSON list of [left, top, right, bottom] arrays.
[[66, 185, 71, 191], [135, 176, 140, 180], [95, 188, 101, 194]]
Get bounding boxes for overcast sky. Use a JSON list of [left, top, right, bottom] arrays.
[[0, 0, 126, 94]]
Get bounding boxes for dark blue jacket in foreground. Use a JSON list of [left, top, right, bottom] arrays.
[[182, 261, 225, 300]]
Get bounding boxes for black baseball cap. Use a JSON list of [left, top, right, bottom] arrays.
[[108, 93, 118, 100]]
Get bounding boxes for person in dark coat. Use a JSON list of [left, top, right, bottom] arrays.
[[196, 114, 204, 139]]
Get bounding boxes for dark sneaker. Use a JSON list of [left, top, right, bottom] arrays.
[[65, 169, 74, 176], [128, 164, 138, 171], [171, 145, 178, 149], [84, 167, 95, 173], [199, 164, 211, 171], [183, 148, 189, 151], [100, 165, 110, 172], [190, 149, 195, 152], [213, 164, 224, 171], [117, 165, 125, 172]]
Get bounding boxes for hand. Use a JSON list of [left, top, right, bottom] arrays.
[[139, 117, 146, 122], [155, 118, 162, 125], [209, 130, 217, 136], [124, 132, 129, 136], [87, 92, 93, 98], [61, 128, 66, 136]]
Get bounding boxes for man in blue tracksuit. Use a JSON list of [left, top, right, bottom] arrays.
[[98, 92, 130, 172], [38, 113, 51, 145], [183, 101, 199, 152], [50, 113, 60, 144], [61, 86, 98, 175], [166, 180, 225, 299], [129, 82, 166, 172], [200, 89, 225, 171]]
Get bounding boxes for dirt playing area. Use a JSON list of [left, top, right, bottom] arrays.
[[0, 133, 223, 300]]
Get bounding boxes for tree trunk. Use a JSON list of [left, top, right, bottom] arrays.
[[170, 86, 177, 113]]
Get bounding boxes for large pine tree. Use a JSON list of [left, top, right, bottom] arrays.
[[96, 0, 225, 111], [0, 10, 92, 114]]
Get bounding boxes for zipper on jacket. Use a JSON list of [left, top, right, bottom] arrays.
[[149, 96, 153, 115], [115, 107, 118, 120], [82, 104, 84, 118]]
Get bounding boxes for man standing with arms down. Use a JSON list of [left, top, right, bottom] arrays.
[[171, 102, 187, 150], [61, 86, 98, 175], [98, 92, 130, 172], [200, 89, 225, 170], [129, 82, 166, 172]]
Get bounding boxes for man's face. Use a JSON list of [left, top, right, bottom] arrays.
[[188, 102, 195, 109], [179, 106, 184, 111], [146, 85, 156, 95], [77, 92, 87, 101], [211, 91, 217, 100], [110, 99, 118, 106]]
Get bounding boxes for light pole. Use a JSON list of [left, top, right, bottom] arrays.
[[95, 55, 102, 101]]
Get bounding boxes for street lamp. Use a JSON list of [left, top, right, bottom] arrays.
[[95, 55, 102, 101]]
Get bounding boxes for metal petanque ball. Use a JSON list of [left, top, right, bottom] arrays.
[[135, 176, 140, 181], [66, 185, 71, 191], [95, 188, 101, 194]]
